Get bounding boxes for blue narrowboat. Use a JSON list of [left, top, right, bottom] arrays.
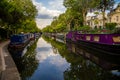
[[66, 31, 120, 55], [9, 34, 30, 48]]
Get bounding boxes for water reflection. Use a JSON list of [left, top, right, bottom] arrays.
[[43, 36, 120, 80], [9, 40, 39, 80], [20, 40, 38, 80], [64, 42, 120, 80], [66, 42, 120, 70], [29, 37, 70, 80], [9, 36, 120, 80], [35, 38, 59, 63]]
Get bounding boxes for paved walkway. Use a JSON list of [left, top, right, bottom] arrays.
[[0, 41, 21, 80]]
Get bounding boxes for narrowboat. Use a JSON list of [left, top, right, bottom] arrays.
[[8, 34, 30, 48], [34, 32, 41, 39], [29, 33, 35, 40], [66, 31, 120, 55]]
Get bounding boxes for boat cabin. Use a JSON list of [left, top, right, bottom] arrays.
[[66, 31, 120, 45]]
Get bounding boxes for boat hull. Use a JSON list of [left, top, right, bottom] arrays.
[[8, 40, 29, 49], [66, 38, 120, 55], [77, 40, 120, 55]]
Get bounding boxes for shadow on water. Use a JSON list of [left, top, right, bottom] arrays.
[[43, 36, 120, 80], [8, 39, 39, 80]]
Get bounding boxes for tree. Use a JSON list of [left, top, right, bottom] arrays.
[[93, 12, 100, 28], [0, 0, 38, 36], [0, 0, 14, 24], [64, 0, 99, 26], [105, 23, 117, 31], [65, 9, 83, 31], [97, 0, 115, 27]]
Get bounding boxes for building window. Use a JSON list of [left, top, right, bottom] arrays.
[[116, 16, 119, 21]]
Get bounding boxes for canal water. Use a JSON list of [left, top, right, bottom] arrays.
[[10, 36, 120, 80]]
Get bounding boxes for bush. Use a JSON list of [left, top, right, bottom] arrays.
[[113, 27, 120, 34], [105, 23, 117, 30], [77, 25, 91, 31], [77, 25, 91, 33]]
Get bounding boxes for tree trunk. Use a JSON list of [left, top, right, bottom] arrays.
[[102, 8, 106, 28], [83, 12, 86, 26], [7, 25, 10, 39], [67, 22, 71, 31], [67, 17, 73, 31]]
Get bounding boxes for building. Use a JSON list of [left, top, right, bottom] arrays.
[[108, 3, 120, 27], [87, 3, 120, 28], [86, 13, 107, 29]]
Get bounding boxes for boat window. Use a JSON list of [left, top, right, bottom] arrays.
[[113, 36, 120, 42], [86, 36, 91, 41], [94, 36, 99, 42]]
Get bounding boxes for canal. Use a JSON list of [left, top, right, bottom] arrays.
[[10, 36, 120, 80]]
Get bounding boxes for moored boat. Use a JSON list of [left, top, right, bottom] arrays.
[[8, 34, 30, 49], [66, 31, 120, 55], [29, 33, 35, 40]]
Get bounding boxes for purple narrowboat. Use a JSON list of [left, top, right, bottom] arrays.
[[66, 31, 120, 54]]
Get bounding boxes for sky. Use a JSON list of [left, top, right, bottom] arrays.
[[32, 0, 120, 29], [32, 0, 66, 29]]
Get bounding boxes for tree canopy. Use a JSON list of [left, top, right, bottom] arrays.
[[42, 0, 116, 33], [0, 0, 40, 39], [97, 0, 115, 27], [42, 0, 100, 33], [64, 0, 100, 25]]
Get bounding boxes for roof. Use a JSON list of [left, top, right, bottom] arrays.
[[108, 3, 120, 16]]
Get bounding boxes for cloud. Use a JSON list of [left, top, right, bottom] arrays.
[[32, 0, 64, 19], [36, 38, 59, 62], [37, 14, 52, 19], [48, 0, 66, 11], [32, 0, 66, 29], [35, 18, 53, 29]]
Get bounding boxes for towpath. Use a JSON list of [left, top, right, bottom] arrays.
[[0, 41, 20, 80]]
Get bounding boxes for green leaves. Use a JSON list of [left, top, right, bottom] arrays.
[[105, 23, 117, 30], [97, 0, 115, 27], [64, 0, 100, 26], [0, 0, 39, 35]]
